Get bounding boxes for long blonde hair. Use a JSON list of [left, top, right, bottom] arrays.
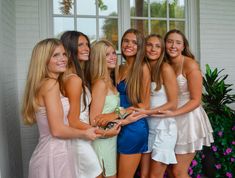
[[90, 39, 116, 85], [22, 38, 64, 125], [121, 28, 146, 107]]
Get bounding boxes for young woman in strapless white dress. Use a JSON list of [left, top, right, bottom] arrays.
[[22, 39, 98, 178], [61, 31, 103, 178], [158, 29, 214, 178]]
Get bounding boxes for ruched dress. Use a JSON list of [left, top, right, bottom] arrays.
[[116, 80, 149, 154]]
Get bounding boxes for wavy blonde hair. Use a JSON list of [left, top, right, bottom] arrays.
[[90, 39, 116, 85], [22, 38, 64, 125]]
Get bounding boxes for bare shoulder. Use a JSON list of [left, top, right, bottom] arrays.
[[142, 62, 151, 73], [40, 78, 60, 95], [92, 79, 107, 91], [64, 74, 82, 88], [184, 57, 200, 74], [161, 62, 174, 73]]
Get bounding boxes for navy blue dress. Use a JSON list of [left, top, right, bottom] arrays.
[[117, 80, 149, 154]]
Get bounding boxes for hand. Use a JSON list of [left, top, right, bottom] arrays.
[[94, 113, 117, 127], [83, 127, 101, 141], [130, 107, 149, 115], [120, 112, 147, 126], [153, 110, 174, 118], [104, 123, 121, 137]]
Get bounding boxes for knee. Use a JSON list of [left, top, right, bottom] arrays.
[[141, 172, 149, 178], [172, 167, 187, 178]]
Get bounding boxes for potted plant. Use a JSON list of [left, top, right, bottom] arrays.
[[190, 64, 235, 178]]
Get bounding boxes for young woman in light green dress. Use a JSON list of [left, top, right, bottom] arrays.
[[89, 39, 121, 178]]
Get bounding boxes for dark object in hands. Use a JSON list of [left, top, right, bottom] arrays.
[[104, 121, 118, 129]]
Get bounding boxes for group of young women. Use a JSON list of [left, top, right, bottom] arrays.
[[22, 28, 214, 178]]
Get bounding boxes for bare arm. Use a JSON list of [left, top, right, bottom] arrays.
[[149, 63, 178, 115], [90, 80, 107, 126], [157, 59, 202, 117], [90, 79, 121, 137], [42, 79, 97, 140], [173, 60, 202, 116], [138, 63, 151, 109], [64, 75, 92, 130]]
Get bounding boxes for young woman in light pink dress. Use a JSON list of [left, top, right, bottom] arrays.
[[22, 38, 99, 178]]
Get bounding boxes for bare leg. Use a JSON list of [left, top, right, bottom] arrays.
[[149, 159, 167, 178], [140, 153, 151, 178], [172, 153, 196, 178], [166, 165, 174, 178], [118, 153, 141, 178]]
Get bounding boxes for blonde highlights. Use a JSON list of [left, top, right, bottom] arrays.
[[22, 38, 63, 125], [90, 39, 116, 84]]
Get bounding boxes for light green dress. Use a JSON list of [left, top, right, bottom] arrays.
[[92, 92, 120, 177]]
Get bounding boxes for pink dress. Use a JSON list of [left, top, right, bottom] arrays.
[[175, 58, 214, 154], [28, 96, 76, 178]]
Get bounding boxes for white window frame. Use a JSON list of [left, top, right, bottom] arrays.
[[39, 0, 200, 60]]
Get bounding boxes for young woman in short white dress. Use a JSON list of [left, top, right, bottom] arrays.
[[136, 34, 178, 178]]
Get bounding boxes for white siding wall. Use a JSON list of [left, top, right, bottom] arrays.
[[200, 0, 235, 109], [0, 0, 232, 178], [0, 0, 23, 178], [16, 0, 41, 177]]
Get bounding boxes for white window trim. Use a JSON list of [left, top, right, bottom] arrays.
[[39, 0, 199, 60]]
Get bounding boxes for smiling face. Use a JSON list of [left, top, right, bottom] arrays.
[[47, 45, 68, 78], [165, 32, 185, 59], [77, 35, 90, 61], [145, 36, 162, 63], [121, 32, 138, 58], [106, 46, 117, 69]]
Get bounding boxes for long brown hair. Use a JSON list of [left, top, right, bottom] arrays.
[[146, 34, 165, 91], [164, 29, 195, 61], [60, 31, 90, 110], [121, 28, 146, 106]]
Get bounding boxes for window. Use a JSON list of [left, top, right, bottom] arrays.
[[52, 0, 119, 49], [130, 0, 186, 36], [51, 0, 200, 58]]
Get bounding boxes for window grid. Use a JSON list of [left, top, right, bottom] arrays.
[[130, 0, 186, 35]]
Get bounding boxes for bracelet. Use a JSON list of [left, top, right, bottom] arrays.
[[115, 107, 128, 119]]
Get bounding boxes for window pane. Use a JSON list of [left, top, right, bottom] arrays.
[[77, 18, 96, 42], [77, 0, 95, 15], [169, 0, 185, 18], [99, 18, 118, 49], [150, 20, 167, 36], [169, 21, 185, 33], [99, 0, 118, 16], [54, 17, 74, 37], [131, 19, 148, 36], [53, 0, 74, 15], [130, 0, 148, 17], [150, 0, 167, 18]]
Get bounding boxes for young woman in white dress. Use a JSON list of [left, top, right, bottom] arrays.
[[60, 31, 103, 178], [134, 34, 178, 178], [158, 29, 214, 178]]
